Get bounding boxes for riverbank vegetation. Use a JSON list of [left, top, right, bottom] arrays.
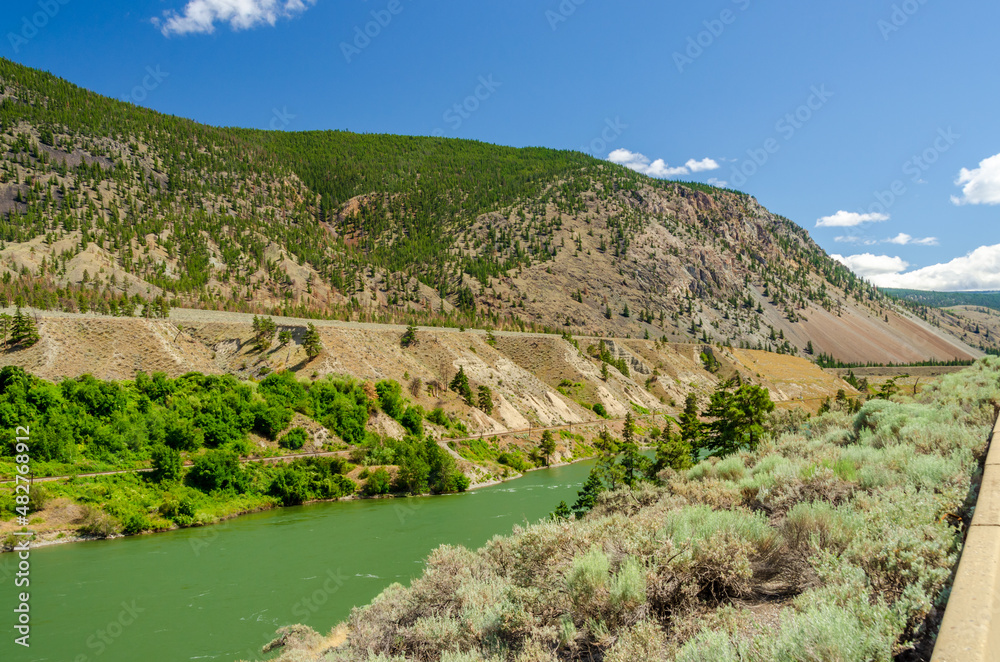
[[0, 366, 470, 544], [271, 358, 1000, 662]]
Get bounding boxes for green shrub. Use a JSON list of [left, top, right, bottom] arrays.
[[187, 450, 249, 494], [592, 403, 608, 418], [497, 451, 530, 473], [400, 406, 424, 437], [279, 427, 308, 451], [426, 407, 450, 427], [78, 505, 121, 538], [363, 468, 393, 496], [566, 545, 609, 608], [253, 403, 293, 439], [375, 380, 405, 420]]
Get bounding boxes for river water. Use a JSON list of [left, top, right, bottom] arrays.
[[3, 459, 597, 662]]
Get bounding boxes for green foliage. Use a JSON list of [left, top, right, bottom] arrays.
[[400, 324, 418, 348], [375, 380, 405, 419], [362, 467, 392, 496], [187, 450, 248, 494], [400, 405, 424, 437], [9, 307, 39, 347], [702, 381, 775, 457], [652, 422, 694, 474], [592, 402, 608, 418], [539, 429, 556, 465], [251, 315, 277, 352], [389, 436, 469, 495], [426, 407, 450, 427], [448, 367, 473, 406], [150, 444, 181, 483], [302, 324, 323, 357], [253, 402, 293, 439], [571, 469, 605, 517], [476, 384, 493, 415], [267, 459, 355, 506], [679, 392, 703, 449], [278, 427, 308, 451]]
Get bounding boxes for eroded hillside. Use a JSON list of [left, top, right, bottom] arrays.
[[0, 308, 854, 435]]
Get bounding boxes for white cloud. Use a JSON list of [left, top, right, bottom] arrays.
[[951, 153, 1000, 205], [816, 210, 890, 228], [707, 177, 728, 188], [832, 253, 910, 279], [155, 0, 315, 36], [835, 233, 937, 246], [686, 157, 720, 173], [885, 233, 938, 246], [834, 244, 1000, 291], [607, 149, 719, 178], [866, 244, 1000, 291]]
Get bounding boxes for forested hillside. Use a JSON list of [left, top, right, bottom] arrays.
[[0, 58, 979, 363]]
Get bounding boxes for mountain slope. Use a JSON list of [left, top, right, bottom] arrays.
[[0, 58, 980, 363]]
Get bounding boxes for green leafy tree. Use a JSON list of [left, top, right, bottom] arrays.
[[150, 444, 182, 483], [594, 427, 623, 490], [188, 450, 248, 494], [278, 329, 292, 346], [400, 405, 424, 437], [552, 500, 572, 520]]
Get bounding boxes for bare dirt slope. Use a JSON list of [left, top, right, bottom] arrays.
[[796, 303, 979, 364], [0, 308, 857, 435]]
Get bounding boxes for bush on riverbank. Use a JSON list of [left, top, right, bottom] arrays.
[[276, 358, 999, 662], [0, 366, 475, 539]]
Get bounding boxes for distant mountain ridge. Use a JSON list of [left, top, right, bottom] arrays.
[[885, 289, 1000, 311], [0, 58, 982, 363]]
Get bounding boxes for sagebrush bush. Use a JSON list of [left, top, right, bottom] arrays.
[[301, 360, 1000, 662]]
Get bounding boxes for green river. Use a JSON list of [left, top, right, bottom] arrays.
[[3, 459, 598, 662]]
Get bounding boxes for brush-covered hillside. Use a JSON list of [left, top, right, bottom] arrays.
[[0, 58, 980, 364]]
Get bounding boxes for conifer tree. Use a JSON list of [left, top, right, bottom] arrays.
[[10, 307, 39, 347], [302, 323, 323, 357], [449, 366, 473, 405]]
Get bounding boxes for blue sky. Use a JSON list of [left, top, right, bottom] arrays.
[[5, 0, 999, 290]]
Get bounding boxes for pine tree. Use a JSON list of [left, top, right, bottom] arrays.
[[539, 429, 556, 466], [449, 366, 473, 405], [477, 384, 493, 415], [10, 307, 39, 347], [619, 411, 646, 487], [302, 323, 323, 357], [400, 324, 418, 347], [572, 470, 604, 518], [0, 313, 10, 349], [679, 393, 703, 451]]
